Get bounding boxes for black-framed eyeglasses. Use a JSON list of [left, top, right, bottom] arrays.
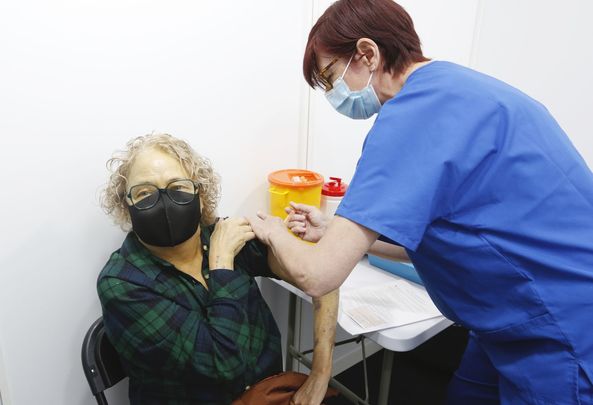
[[126, 179, 199, 210], [318, 57, 338, 91]]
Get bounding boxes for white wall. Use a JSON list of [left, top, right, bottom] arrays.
[[0, 342, 6, 405], [0, 1, 310, 404], [1, 1, 592, 405], [471, 0, 593, 167]]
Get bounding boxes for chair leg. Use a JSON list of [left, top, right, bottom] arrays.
[[95, 392, 109, 405]]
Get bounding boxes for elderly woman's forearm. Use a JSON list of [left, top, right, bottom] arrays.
[[311, 289, 339, 374]]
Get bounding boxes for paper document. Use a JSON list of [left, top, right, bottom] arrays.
[[340, 279, 442, 333]]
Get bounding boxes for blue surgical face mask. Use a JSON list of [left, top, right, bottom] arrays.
[[325, 54, 382, 120]]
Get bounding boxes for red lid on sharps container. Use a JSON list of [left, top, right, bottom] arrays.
[[322, 177, 348, 197]]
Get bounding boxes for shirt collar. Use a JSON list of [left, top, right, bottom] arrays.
[[119, 232, 169, 280], [119, 224, 216, 280]]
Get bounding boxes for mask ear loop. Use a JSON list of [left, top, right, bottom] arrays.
[[341, 53, 375, 87], [340, 53, 356, 80], [366, 70, 374, 87], [366, 58, 376, 87]]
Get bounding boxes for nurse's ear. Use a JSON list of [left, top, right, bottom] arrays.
[[355, 38, 381, 71]]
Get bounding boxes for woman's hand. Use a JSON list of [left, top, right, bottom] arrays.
[[290, 370, 331, 405], [285, 202, 329, 243], [209, 217, 255, 270]]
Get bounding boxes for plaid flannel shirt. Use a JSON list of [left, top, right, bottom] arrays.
[[97, 224, 282, 405]]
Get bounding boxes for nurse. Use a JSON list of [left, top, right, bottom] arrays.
[[248, 0, 593, 404]]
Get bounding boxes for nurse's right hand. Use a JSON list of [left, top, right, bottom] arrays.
[[284, 202, 329, 243]]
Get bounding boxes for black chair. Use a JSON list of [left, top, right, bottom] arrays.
[[81, 317, 127, 405]]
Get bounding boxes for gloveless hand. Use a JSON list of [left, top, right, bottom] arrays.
[[209, 217, 255, 269], [246, 211, 287, 246], [284, 202, 329, 243]]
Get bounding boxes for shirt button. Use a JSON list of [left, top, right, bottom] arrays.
[[203, 245, 208, 251], [245, 385, 250, 391], [204, 274, 210, 279]]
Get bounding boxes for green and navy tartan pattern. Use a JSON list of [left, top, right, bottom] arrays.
[[97, 225, 282, 405]]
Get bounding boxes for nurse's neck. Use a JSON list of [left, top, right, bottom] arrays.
[[375, 60, 433, 104]]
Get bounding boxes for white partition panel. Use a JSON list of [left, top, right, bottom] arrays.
[[0, 341, 6, 405], [0, 1, 310, 404], [1, 1, 591, 403], [471, 0, 593, 167]]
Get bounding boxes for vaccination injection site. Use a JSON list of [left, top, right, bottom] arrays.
[[1, 0, 592, 404]]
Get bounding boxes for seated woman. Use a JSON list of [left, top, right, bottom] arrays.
[[98, 133, 338, 405]]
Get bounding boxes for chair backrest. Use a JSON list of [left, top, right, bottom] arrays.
[[81, 317, 127, 405]]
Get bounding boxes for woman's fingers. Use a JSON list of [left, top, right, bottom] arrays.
[[224, 216, 248, 226], [239, 222, 255, 236], [213, 218, 255, 251], [220, 218, 251, 232]]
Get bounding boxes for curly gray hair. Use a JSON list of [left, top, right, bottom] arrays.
[[101, 133, 221, 230]]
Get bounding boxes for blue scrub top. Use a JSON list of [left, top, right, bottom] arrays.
[[336, 61, 593, 402]]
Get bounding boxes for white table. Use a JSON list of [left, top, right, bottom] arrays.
[[271, 257, 453, 405]]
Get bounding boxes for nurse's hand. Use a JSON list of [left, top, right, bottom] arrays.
[[285, 202, 328, 243], [246, 211, 286, 246]]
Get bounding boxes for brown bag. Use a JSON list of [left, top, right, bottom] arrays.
[[231, 371, 339, 405]]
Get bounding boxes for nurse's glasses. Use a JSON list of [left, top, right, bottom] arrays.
[[318, 57, 338, 91]]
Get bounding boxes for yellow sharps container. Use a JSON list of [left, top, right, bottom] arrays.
[[268, 169, 324, 219]]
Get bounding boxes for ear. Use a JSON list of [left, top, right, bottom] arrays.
[[355, 38, 380, 71]]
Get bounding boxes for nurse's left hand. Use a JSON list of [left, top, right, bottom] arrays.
[[246, 211, 286, 246]]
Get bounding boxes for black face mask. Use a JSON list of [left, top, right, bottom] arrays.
[[128, 190, 201, 247]]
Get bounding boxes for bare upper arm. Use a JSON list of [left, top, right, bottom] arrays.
[[267, 246, 297, 285], [261, 215, 378, 297], [368, 240, 410, 262], [303, 215, 378, 296]]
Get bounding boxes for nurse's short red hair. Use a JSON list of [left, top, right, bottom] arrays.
[[303, 0, 428, 88]]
